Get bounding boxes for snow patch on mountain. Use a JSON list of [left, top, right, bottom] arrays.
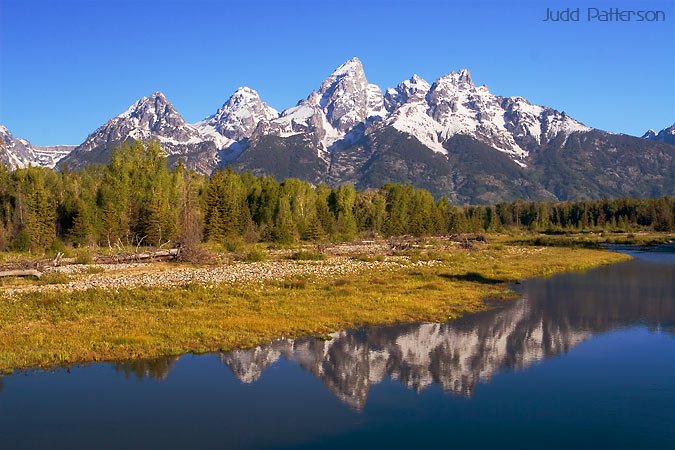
[[378, 68, 590, 162], [386, 92, 446, 154], [260, 57, 383, 152], [0, 125, 73, 169], [384, 74, 431, 112], [77, 92, 205, 157], [195, 87, 279, 149], [642, 123, 675, 145], [366, 84, 387, 119]]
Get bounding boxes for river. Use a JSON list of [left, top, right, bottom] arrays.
[[1, 244, 673, 449]]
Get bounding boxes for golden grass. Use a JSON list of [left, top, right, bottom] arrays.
[[0, 244, 631, 373]]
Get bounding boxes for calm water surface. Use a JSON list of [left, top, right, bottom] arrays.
[[1, 245, 674, 449]]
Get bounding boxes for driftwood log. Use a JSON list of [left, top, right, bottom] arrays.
[[0, 248, 181, 277], [0, 269, 42, 279], [93, 248, 180, 264]]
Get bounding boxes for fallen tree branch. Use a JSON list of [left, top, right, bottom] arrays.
[[93, 248, 179, 264], [0, 269, 42, 279]]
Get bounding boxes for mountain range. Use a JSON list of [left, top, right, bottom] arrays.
[[1, 58, 673, 203], [0, 125, 75, 169]]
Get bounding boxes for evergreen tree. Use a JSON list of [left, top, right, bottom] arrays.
[[273, 196, 297, 244], [25, 175, 55, 250]]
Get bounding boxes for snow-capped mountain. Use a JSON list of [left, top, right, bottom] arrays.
[[384, 74, 431, 112], [0, 125, 74, 169], [59, 92, 220, 173], [376, 68, 591, 162], [248, 58, 387, 157], [642, 123, 675, 146], [235, 58, 672, 202], [246, 59, 590, 164], [14, 57, 673, 203], [195, 87, 279, 149]]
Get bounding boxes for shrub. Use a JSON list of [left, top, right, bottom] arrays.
[[282, 280, 306, 289], [223, 240, 245, 253], [84, 265, 104, 274], [48, 239, 69, 257], [37, 273, 71, 285], [177, 245, 216, 264], [75, 250, 93, 265], [239, 247, 268, 262], [426, 251, 450, 261], [289, 250, 325, 261], [9, 231, 29, 252]]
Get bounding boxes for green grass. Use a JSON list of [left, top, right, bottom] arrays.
[[74, 255, 92, 265], [0, 244, 632, 373], [238, 247, 269, 262], [493, 231, 674, 247], [36, 273, 71, 285], [84, 265, 105, 274]]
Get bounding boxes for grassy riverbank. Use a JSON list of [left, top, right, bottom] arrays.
[[0, 241, 633, 373]]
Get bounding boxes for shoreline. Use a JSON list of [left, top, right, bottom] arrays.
[[0, 238, 637, 373]]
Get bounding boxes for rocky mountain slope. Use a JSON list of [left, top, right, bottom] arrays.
[[58, 92, 221, 174], [8, 58, 674, 203], [0, 125, 74, 169], [643, 123, 675, 146]]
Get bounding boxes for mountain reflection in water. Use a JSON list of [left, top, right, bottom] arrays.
[[113, 252, 674, 409]]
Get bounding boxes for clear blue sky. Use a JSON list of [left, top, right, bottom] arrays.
[[1, 0, 673, 145]]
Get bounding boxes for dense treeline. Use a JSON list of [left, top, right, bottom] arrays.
[[0, 140, 673, 252]]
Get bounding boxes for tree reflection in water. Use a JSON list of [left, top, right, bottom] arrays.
[[113, 357, 179, 381]]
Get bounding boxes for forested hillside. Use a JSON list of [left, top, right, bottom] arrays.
[[0, 140, 672, 253]]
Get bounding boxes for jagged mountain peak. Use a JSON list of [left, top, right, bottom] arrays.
[[318, 57, 367, 104], [642, 129, 657, 139], [225, 87, 268, 107], [404, 74, 431, 94], [59, 91, 213, 172], [642, 123, 675, 145], [433, 68, 474, 88], [124, 91, 170, 108], [119, 91, 185, 127], [258, 58, 378, 150], [323, 57, 364, 82], [316, 58, 370, 133], [196, 86, 279, 145], [384, 74, 431, 112], [457, 68, 472, 83], [430, 70, 477, 96]]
